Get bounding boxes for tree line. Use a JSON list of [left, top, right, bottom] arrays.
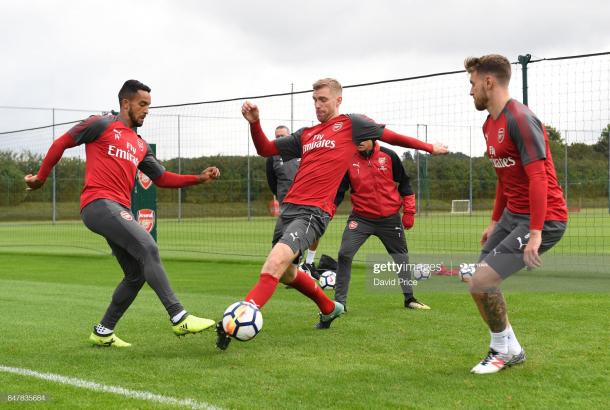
[[1, 125, 609, 209]]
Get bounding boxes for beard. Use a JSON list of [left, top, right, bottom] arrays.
[[316, 111, 329, 123], [128, 108, 144, 127], [474, 94, 488, 111]]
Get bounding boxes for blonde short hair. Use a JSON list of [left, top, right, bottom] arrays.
[[464, 54, 511, 86], [312, 78, 342, 95]]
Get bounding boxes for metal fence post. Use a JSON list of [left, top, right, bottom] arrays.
[[290, 83, 294, 133], [518, 54, 531, 106], [423, 125, 429, 215], [177, 115, 182, 222], [415, 136, 421, 214], [416, 124, 428, 216], [52, 108, 57, 224], [469, 126, 473, 215], [564, 130, 569, 207], [247, 124, 252, 221]]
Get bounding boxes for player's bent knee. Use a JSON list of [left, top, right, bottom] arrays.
[[140, 242, 161, 262], [263, 258, 291, 279], [469, 265, 503, 292], [263, 243, 298, 277]]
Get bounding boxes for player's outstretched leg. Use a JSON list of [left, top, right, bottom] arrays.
[[171, 311, 216, 337], [89, 324, 131, 348], [216, 272, 279, 350], [315, 301, 345, 329], [282, 267, 343, 329]]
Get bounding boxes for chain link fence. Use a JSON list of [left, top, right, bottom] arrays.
[[1, 52, 609, 270]]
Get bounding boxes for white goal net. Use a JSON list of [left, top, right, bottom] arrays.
[[451, 200, 471, 214]]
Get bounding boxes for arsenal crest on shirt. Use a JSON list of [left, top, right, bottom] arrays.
[[498, 128, 505, 143], [137, 209, 155, 233], [137, 170, 153, 190], [333, 121, 343, 132]]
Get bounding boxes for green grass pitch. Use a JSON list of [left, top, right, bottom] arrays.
[[0, 211, 609, 408]]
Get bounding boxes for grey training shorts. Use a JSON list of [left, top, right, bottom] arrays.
[[272, 203, 330, 258], [480, 209, 566, 278]]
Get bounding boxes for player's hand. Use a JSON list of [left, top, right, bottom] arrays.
[[523, 230, 542, 268], [402, 213, 414, 230], [24, 174, 44, 191], [480, 221, 497, 246], [402, 194, 416, 230], [431, 143, 449, 155], [241, 101, 260, 124], [198, 167, 220, 184]]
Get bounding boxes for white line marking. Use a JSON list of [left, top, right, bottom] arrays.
[[0, 365, 220, 410]]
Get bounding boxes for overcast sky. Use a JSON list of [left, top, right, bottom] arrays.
[[1, 0, 610, 131]]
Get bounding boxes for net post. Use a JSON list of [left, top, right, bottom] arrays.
[[177, 114, 182, 222], [469, 126, 473, 215], [518, 54, 532, 106], [247, 123, 252, 221], [51, 108, 57, 225]]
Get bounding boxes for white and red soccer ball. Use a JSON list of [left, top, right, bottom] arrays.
[[459, 263, 477, 282], [412, 264, 432, 280], [318, 270, 336, 290], [222, 301, 263, 341]]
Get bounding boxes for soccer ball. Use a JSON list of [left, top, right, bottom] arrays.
[[412, 264, 432, 280], [222, 301, 263, 341], [318, 270, 336, 290], [459, 263, 477, 282]]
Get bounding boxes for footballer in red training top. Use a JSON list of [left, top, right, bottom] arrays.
[[25, 79, 221, 347], [465, 55, 567, 375], [214, 77, 448, 350]]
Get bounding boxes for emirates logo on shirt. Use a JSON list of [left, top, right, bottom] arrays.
[[489, 157, 516, 168], [107, 143, 140, 166], [137, 170, 153, 190], [487, 145, 515, 168], [302, 134, 336, 154], [137, 209, 155, 233]]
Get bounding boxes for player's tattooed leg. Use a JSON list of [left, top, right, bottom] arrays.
[[475, 288, 507, 332]]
